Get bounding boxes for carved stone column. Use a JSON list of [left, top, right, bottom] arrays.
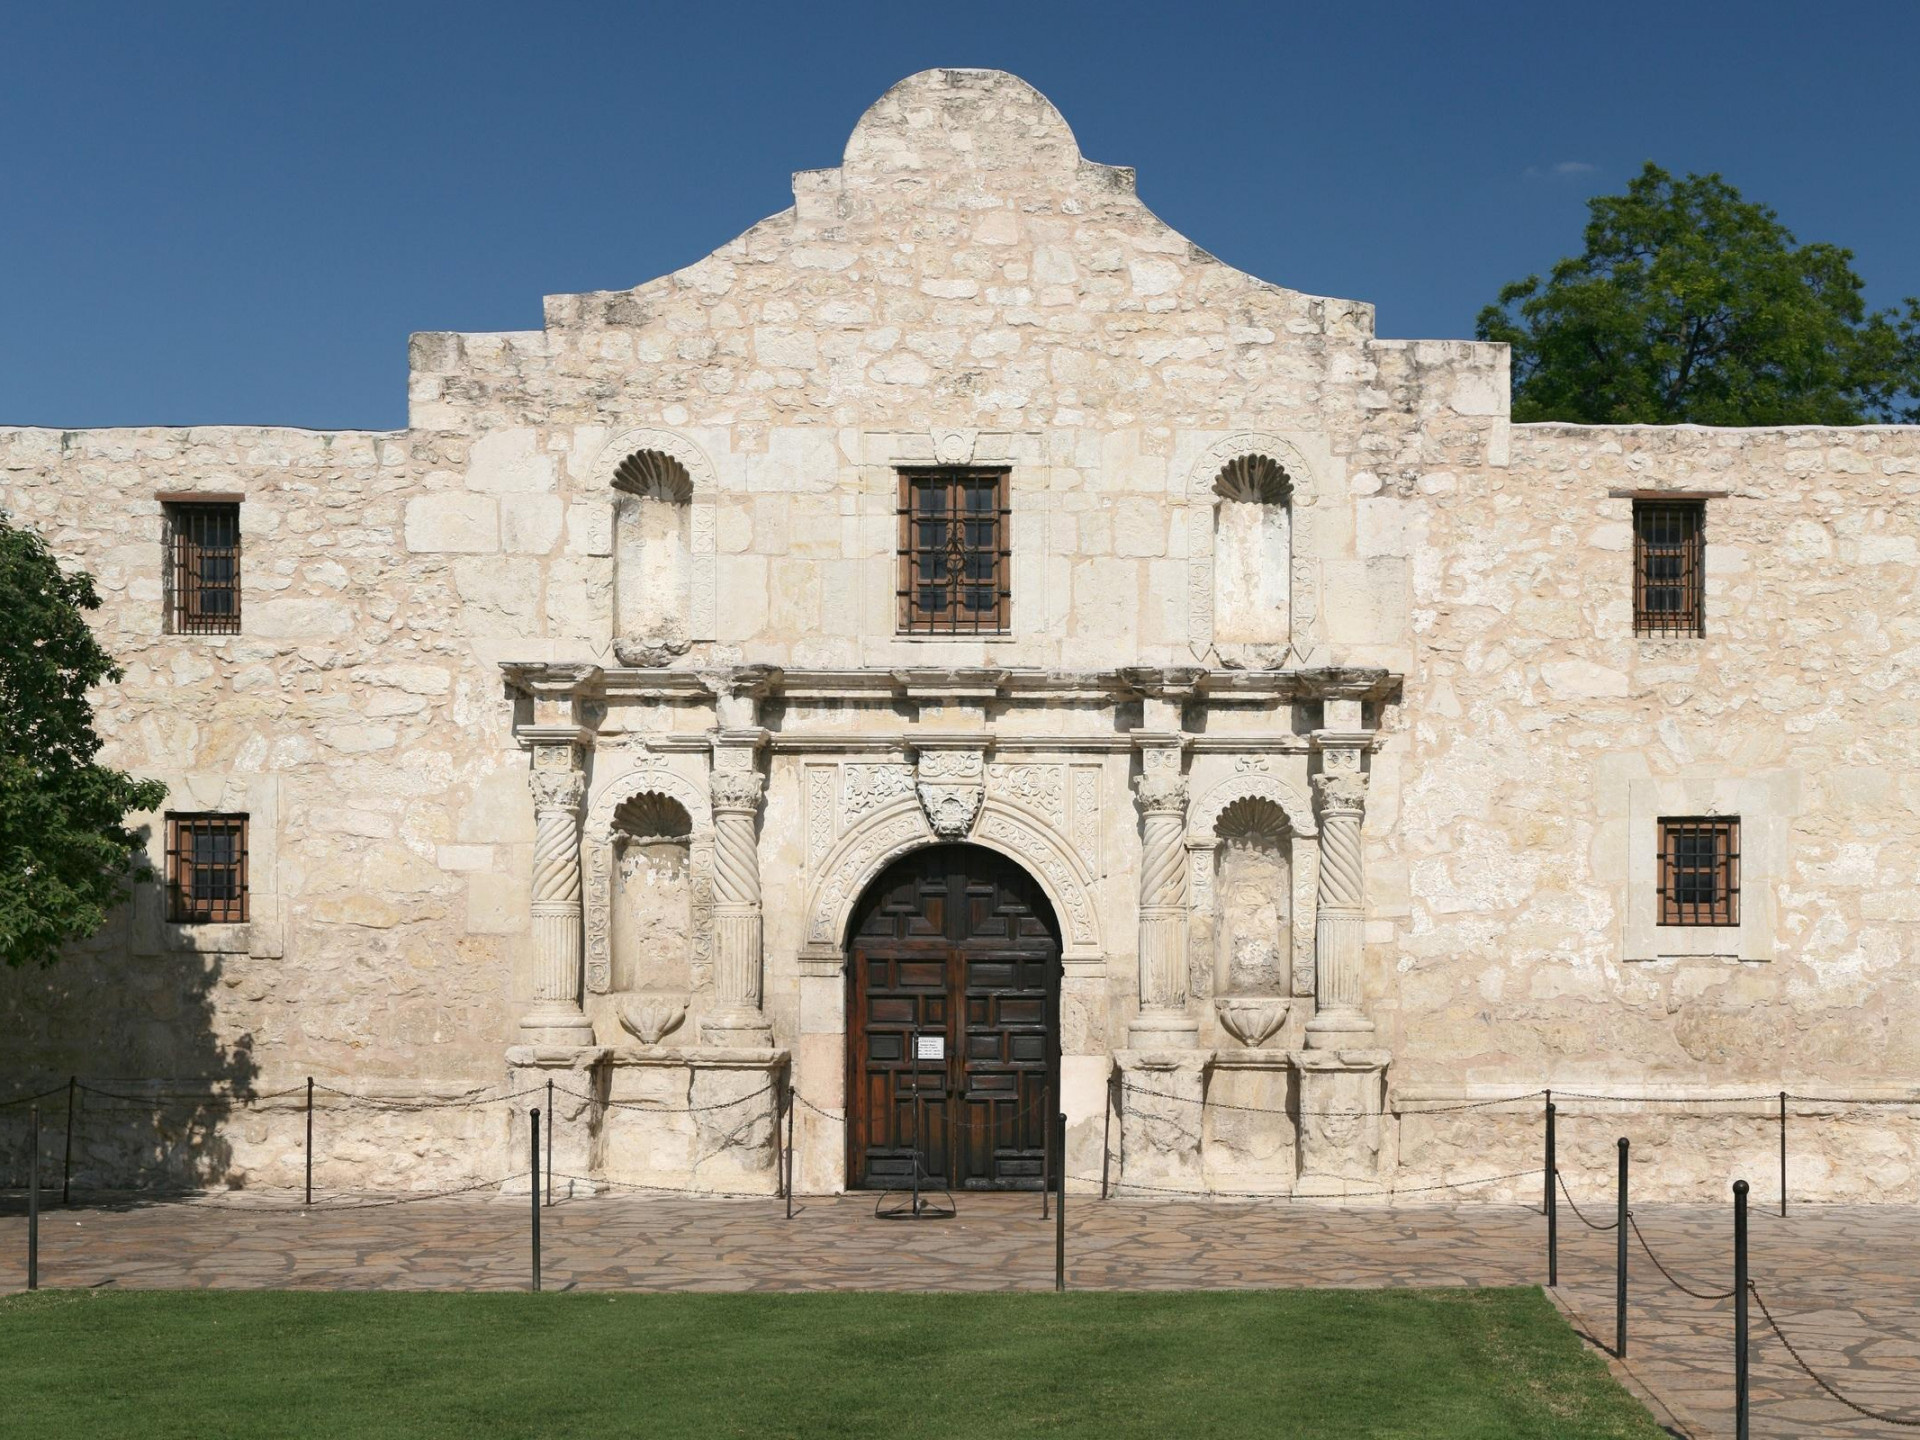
[[702, 742, 773, 1045], [1131, 746, 1198, 1049], [520, 745, 596, 1046], [1305, 758, 1374, 1045]]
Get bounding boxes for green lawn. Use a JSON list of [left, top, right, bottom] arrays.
[[2, 1287, 1663, 1439]]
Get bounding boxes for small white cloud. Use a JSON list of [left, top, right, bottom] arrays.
[[1523, 160, 1597, 181]]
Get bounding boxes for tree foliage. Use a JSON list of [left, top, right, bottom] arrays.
[[0, 514, 167, 967], [1477, 162, 1920, 426]]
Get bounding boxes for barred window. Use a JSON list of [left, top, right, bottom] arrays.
[[1657, 817, 1738, 926], [1633, 500, 1703, 636], [166, 814, 249, 924], [163, 501, 242, 634], [897, 469, 1010, 634]]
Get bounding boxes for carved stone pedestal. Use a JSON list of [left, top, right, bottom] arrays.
[[1205, 1048, 1295, 1195], [1289, 1048, 1391, 1197], [505, 1045, 611, 1197], [602, 1046, 789, 1196], [1114, 1050, 1209, 1195]]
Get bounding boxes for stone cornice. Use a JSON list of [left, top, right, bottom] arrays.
[[502, 661, 1402, 705]]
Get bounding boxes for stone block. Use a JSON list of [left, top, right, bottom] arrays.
[[405, 494, 499, 553]]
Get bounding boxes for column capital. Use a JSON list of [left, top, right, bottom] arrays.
[[709, 767, 767, 813], [1311, 769, 1367, 819]]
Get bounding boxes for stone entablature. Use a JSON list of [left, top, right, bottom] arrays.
[[1, 69, 1918, 1203]]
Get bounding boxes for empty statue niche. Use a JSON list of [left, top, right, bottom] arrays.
[[1207, 795, 1296, 1051], [610, 792, 694, 996], [612, 449, 693, 666], [1212, 454, 1292, 659]]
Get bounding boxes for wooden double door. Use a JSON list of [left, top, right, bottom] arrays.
[[847, 844, 1060, 1191]]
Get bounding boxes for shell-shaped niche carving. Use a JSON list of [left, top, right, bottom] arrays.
[[610, 793, 694, 994], [613, 450, 694, 665], [1212, 455, 1292, 655], [1213, 796, 1291, 998]]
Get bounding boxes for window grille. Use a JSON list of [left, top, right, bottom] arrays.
[[1633, 500, 1703, 636], [166, 814, 250, 924], [897, 469, 1010, 634], [1657, 817, 1739, 926], [164, 502, 242, 634]]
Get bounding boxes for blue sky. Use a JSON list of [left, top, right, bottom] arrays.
[[4, 0, 1915, 429]]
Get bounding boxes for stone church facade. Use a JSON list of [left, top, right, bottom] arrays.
[[5, 69, 1918, 1201]]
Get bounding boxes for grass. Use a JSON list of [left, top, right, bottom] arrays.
[[0, 1286, 1665, 1439]]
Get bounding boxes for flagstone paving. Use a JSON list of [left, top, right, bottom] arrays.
[[3, 1187, 1917, 1439]]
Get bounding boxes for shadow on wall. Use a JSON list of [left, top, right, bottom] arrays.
[[0, 889, 257, 1195]]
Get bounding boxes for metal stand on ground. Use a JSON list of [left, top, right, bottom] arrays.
[[62, 1076, 75, 1207], [1053, 1109, 1066, 1293], [1616, 1137, 1630, 1357], [876, 1024, 954, 1221], [1544, 1100, 1557, 1286], [27, 1105, 39, 1291], [530, 1108, 542, 1293], [1733, 1179, 1750, 1440], [545, 1079, 553, 1208], [305, 1076, 314, 1207], [784, 1084, 796, 1220]]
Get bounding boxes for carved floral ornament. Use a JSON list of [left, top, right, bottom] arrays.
[[915, 750, 985, 839], [1312, 768, 1368, 816], [709, 768, 767, 812], [529, 767, 586, 810]]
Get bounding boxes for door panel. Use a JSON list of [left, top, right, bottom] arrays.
[[848, 844, 1060, 1191]]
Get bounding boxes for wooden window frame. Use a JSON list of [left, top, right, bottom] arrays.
[[165, 814, 250, 924], [164, 501, 243, 635], [1633, 499, 1704, 637], [1657, 816, 1739, 927], [896, 468, 1011, 635]]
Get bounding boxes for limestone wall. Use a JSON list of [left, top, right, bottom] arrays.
[[1374, 424, 1920, 1197]]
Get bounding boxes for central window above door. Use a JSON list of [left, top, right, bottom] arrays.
[[897, 468, 1011, 635]]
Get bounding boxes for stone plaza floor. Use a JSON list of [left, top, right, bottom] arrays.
[[4, 1187, 1917, 1439]]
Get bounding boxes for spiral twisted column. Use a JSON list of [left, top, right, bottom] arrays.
[[703, 755, 773, 1045], [519, 749, 595, 1045], [1129, 746, 1199, 1050], [1305, 759, 1374, 1046]]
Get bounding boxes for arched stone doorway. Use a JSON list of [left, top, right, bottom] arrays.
[[845, 844, 1060, 1191]]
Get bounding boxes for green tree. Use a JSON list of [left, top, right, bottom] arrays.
[[0, 513, 166, 967], [1477, 162, 1920, 425]]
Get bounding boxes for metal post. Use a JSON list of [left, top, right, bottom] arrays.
[[28, 1105, 40, 1291], [1778, 1091, 1787, 1216], [1545, 1101, 1557, 1287], [1734, 1179, 1750, 1440], [1615, 1136, 1630, 1358], [1054, 1109, 1066, 1293], [545, 1078, 553, 1209], [784, 1084, 796, 1220], [304, 1076, 314, 1208], [1100, 1073, 1112, 1201], [62, 1076, 76, 1207], [1041, 1077, 1052, 1219], [530, 1108, 542, 1293]]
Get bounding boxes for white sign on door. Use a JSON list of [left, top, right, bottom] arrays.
[[915, 1034, 945, 1061]]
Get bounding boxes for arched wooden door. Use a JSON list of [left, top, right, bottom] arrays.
[[847, 844, 1060, 1191]]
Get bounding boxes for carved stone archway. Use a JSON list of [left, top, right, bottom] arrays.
[[1184, 431, 1321, 666], [590, 427, 719, 643], [583, 757, 714, 994], [800, 797, 1103, 963]]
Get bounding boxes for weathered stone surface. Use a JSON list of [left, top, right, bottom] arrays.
[[1, 68, 1917, 1204]]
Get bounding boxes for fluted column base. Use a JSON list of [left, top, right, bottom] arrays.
[[1306, 908, 1373, 1048]]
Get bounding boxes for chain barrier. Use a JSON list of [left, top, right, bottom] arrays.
[[548, 1081, 779, 1116], [0, 1084, 73, 1109], [1117, 1080, 1548, 1118], [548, 1170, 781, 1203], [1749, 1281, 1920, 1428], [790, 1087, 1054, 1132], [1556, 1170, 1619, 1232], [1624, 1213, 1735, 1302], [1069, 1166, 1542, 1202]]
